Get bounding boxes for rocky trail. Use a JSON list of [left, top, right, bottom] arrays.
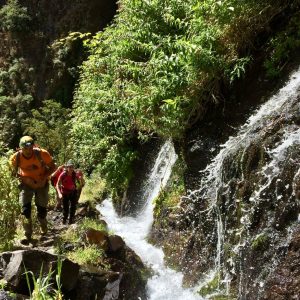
[[0, 204, 148, 300]]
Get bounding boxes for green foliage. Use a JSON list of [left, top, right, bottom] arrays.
[[50, 32, 92, 105], [198, 272, 221, 297], [100, 145, 137, 195], [251, 232, 270, 251], [0, 57, 35, 147], [0, 0, 31, 32], [67, 244, 105, 266], [58, 218, 108, 255], [59, 225, 78, 246], [80, 169, 106, 203], [71, 0, 290, 193], [51, 32, 91, 70], [58, 218, 108, 267], [0, 58, 34, 95], [0, 279, 7, 289], [24, 259, 63, 300], [0, 93, 33, 147], [264, 11, 300, 79], [198, 272, 234, 299], [78, 218, 107, 233], [23, 99, 72, 164], [0, 152, 19, 250]]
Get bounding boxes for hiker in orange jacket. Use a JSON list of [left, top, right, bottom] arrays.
[[9, 136, 56, 244]]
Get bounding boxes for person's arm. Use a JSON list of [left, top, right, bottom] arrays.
[[56, 173, 64, 199], [9, 153, 18, 177], [40, 150, 56, 177], [51, 164, 62, 177], [45, 160, 56, 177]]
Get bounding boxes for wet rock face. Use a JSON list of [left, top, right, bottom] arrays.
[[117, 137, 163, 216], [152, 70, 300, 297], [262, 226, 300, 299], [18, 0, 118, 38]]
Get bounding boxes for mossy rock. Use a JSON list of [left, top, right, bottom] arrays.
[[251, 232, 270, 251]]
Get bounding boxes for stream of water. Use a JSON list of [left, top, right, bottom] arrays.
[[98, 140, 203, 300], [99, 67, 300, 299]]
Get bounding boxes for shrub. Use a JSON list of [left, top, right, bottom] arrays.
[[24, 259, 63, 300], [79, 169, 106, 204], [264, 11, 300, 79], [0, 150, 20, 250], [71, 0, 295, 194], [23, 99, 72, 164], [0, 93, 33, 147], [67, 245, 105, 266], [0, 0, 31, 32]]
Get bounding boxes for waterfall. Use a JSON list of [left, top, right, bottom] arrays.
[[98, 140, 203, 300], [186, 66, 300, 297], [190, 67, 300, 206]]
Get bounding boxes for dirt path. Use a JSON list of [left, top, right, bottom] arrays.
[[14, 208, 72, 251]]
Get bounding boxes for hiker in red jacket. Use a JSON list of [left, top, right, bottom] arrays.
[[56, 160, 83, 224]]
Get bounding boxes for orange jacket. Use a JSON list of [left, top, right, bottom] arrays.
[[10, 148, 54, 182]]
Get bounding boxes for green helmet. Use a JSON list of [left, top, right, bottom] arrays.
[[19, 136, 34, 148]]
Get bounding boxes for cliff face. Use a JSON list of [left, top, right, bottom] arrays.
[[0, 0, 117, 102], [0, 0, 117, 147], [150, 64, 300, 299]]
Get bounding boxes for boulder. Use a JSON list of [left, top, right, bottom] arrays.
[[0, 250, 79, 295], [108, 235, 125, 253], [74, 270, 121, 300], [76, 202, 100, 219], [0, 290, 14, 300], [83, 228, 109, 251]]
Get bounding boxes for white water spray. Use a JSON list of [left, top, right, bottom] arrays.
[[99, 140, 203, 300], [188, 67, 300, 297]]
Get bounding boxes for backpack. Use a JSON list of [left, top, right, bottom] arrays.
[[59, 170, 80, 194], [50, 167, 63, 187], [15, 148, 46, 174], [14, 148, 49, 189]]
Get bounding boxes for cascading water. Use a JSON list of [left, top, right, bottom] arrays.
[[98, 67, 300, 299], [186, 66, 300, 298], [99, 140, 204, 300]]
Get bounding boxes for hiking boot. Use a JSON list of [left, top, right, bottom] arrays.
[[20, 238, 31, 245], [62, 218, 67, 225], [68, 218, 74, 225]]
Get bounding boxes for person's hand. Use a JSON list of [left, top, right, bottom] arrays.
[[36, 178, 47, 187], [21, 177, 47, 189]]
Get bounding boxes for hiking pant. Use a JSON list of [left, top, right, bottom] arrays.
[[62, 190, 78, 223], [19, 182, 49, 237]]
